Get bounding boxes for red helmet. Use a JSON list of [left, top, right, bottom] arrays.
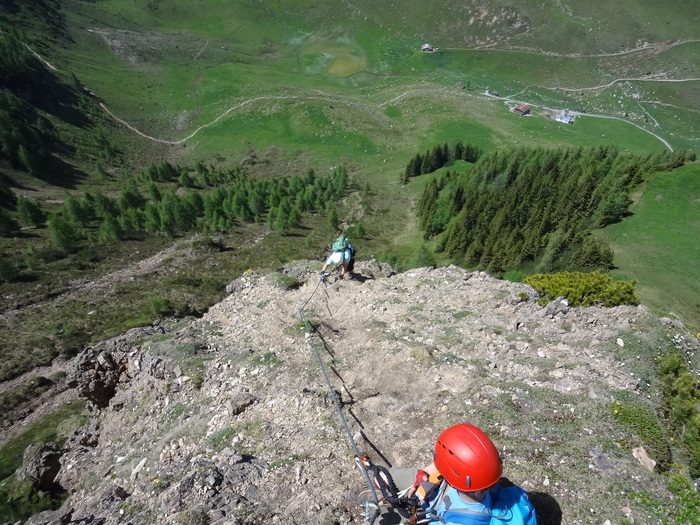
[[433, 424, 502, 492]]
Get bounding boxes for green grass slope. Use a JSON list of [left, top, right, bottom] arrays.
[[1, 0, 699, 355], [600, 163, 700, 332], [52, 0, 698, 161]]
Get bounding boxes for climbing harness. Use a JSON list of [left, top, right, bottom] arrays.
[[355, 453, 445, 524]]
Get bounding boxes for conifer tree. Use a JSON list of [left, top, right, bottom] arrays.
[[62, 192, 90, 226], [462, 143, 482, 163], [18, 145, 42, 176], [119, 180, 146, 212], [596, 189, 632, 226], [304, 168, 316, 186], [0, 208, 20, 237], [179, 171, 196, 188], [144, 203, 161, 234], [47, 214, 79, 253], [159, 192, 179, 236], [465, 239, 484, 266], [453, 141, 464, 162], [407, 154, 422, 178], [120, 208, 145, 237], [186, 192, 204, 219], [436, 143, 449, 168], [275, 198, 292, 236], [313, 194, 324, 213], [93, 192, 119, 219], [0, 256, 17, 283], [410, 244, 436, 269], [332, 166, 348, 195], [417, 178, 439, 235], [288, 205, 301, 230], [420, 151, 432, 174], [570, 236, 614, 270], [16, 196, 45, 227], [328, 207, 339, 230], [99, 214, 122, 244], [174, 197, 198, 232]]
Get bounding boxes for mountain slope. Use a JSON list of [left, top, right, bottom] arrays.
[[13, 263, 699, 524]]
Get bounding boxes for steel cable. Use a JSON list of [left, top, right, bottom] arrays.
[[298, 273, 382, 523]]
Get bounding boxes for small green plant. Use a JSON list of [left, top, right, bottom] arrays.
[[264, 272, 301, 290], [503, 270, 527, 282], [149, 473, 176, 493], [266, 454, 303, 471], [0, 400, 86, 519], [0, 376, 55, 415], [250, 351, 282, 367], [175, 508, 211, 525], [525, 272, 638, 307], [0, 257, 17, 282], [0, 475, 66, 522], [632, 474, 700, 524], [344, 222, 367, 239], [190, 373, 204, 390], [148, 296, 172, 316], [209, 426, 236, 452], [115, 502, 149, 518], [286, 320, 317, 336], [164, 403, 189, 423], [233, 504, 251, 521], [612, 397, 671, 471], [0, 399, 87, 480], [658, 350, 700, 476], [440, 352, 467, 366], [409, 346, 431, 364]]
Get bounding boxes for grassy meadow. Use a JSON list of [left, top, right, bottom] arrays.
[[2, 0, 699, 372], [59, 0, 700, 157], [599, 163, 700, 333]]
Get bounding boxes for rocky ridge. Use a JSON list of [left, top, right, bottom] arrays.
[[14, 262, 700, 525]]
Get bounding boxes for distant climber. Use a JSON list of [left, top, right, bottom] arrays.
[[321, 235, 355, 279]]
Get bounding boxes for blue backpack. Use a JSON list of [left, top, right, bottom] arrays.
[[435, 482, 537, 525], [489, 485, 537, 525]]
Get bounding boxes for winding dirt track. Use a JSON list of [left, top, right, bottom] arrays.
[[27, 37, 698, 152], [101, 82, 684, 151]]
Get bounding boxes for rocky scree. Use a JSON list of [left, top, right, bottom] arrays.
[[16, 262, 700, 525]]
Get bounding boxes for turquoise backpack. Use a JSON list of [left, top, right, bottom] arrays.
[[438, 483, 537, 525], [332, 236, 354, 256], [332, 236, 349, 252], [489, 485, 538, 525]]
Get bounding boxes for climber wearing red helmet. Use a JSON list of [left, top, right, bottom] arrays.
[[424, 424, 537, 524], [355, 424, 537, 525], [434, 423, 503, 492]]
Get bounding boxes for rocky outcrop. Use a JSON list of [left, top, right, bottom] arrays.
[[66, 326, 169, 409], [16, 442, 63, 492], [16, 263, 700, 525]]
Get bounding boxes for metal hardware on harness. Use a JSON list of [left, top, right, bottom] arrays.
[[354, 454, 432, 524]]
